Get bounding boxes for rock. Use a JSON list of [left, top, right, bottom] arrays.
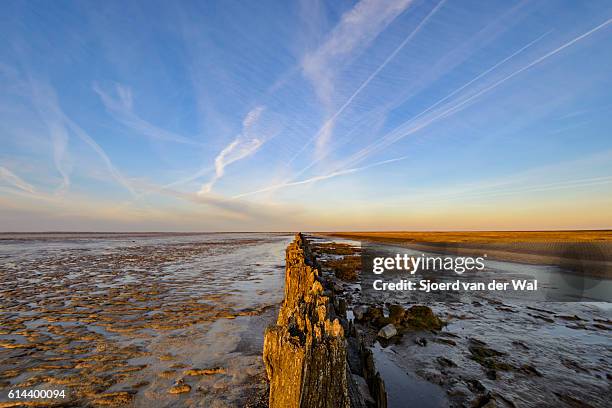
[[481, 398, 497, 408], [403, 305, 444, 331], [378, 324, 397, 339], [511, 340, 529, 350], [557, 314, 583, 321], [388, 305, 405, 323], [353, 305, 369, 321], [415, 337, 427, 347], [366, 306, 384, 323], [336, 298, 347, 317], [486, 369, 497, 380]]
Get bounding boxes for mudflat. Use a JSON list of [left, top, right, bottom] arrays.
[[0, 233, 292, 407], [308, 234, 612, 408]]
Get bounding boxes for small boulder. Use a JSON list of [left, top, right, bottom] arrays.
[[415, 337, 427, 347], [366, 306, 384, 322], [378, 324, 397, 339], [388, 304, 405, 323], [403, 305, 444, 331], [353, 305, 368, 321]]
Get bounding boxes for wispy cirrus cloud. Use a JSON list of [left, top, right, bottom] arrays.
[[301, 0, 415, 157], [338, 17, 612, 170], [0, 166, 36, 194], [245, 17, 610, 199], [28, 79, 73, 194], [291, 0, 445, 164], [234, 155, 409, 199], [302, 0, 414, 100], [94, 83, 203, 146], [28, 79, 136, 196], [199, 106, 267, 194]]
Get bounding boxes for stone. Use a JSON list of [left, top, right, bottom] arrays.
[[366, 306, 384, 323], [378, 324, 397, 340], [353, 305, 369, 321], [403, 305, 444, 331], [388, 305, 405, 323]]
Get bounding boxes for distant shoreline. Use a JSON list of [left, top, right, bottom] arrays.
[[2, 229, 610, 240], [319, 230, 612, 242], [318, 231, 612, 279], [0, 231, 292, 241]]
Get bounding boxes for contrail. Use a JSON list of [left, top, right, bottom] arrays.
[[64, 117, 137, 197], [415, 175, 612, 205], [0, 167, 36, 194], [286, 0, 447, 167], [245, 17, 611, 199], [233, 155, 409, 199], [405, 31, 552, 124], [344, 17, 612, 168], [293, 28, 551, 181]]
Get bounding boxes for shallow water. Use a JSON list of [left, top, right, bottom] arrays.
[[0, 233, 292, 407]]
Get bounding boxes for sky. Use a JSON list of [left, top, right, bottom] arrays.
[[1, 0, 611, 232]]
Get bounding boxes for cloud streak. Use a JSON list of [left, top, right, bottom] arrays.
[[198, 106, 267, 194], [29, 79, 72, 194], [0, 166, 36, 194], [233, 155, 408, 199], [339, 17, 612, 169], [29, 80, 136, 196], [300, 0, 415, 158], [94, 83, 203, 146], [290, 0, 445, 164]]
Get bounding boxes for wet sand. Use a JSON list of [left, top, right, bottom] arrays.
[[310, 234, 612, 408], [0, 233, 292, 407]]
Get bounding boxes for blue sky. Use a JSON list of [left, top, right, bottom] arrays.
[[1, 0, 611, 231]]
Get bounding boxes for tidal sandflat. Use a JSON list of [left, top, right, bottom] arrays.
[[0, 233, 292, 407]]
